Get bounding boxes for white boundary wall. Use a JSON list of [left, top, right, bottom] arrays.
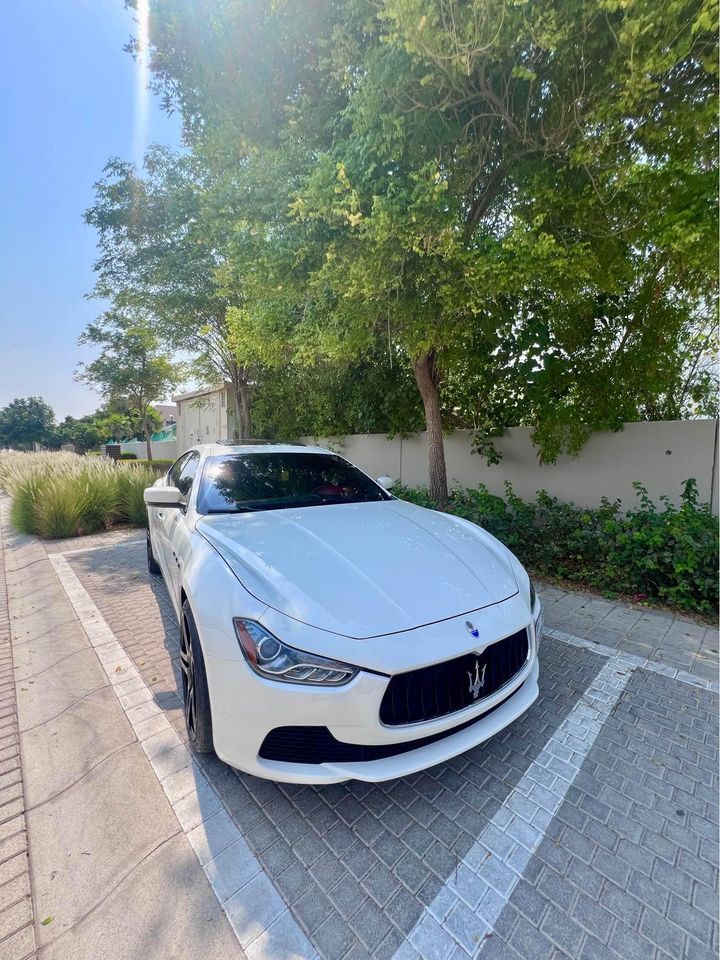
[[118, 439, 178, 460], [305, 419, 719, 512]]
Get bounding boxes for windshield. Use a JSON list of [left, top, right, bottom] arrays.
[[197, 452, 391, 513]]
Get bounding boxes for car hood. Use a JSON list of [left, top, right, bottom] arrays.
[[196, 499, 518, 639]]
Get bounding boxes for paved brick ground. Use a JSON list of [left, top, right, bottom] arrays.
[[62, 535, 719, 960], [0, 513, 36, 960], [539, 583, 718, 684]]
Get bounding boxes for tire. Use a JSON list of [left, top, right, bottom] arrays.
[[146, 531, 161, 575], [180, 601, 214, 754]]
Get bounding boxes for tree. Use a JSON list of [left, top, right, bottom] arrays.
[[0, 397, 55, 450], [98, 409, 134, 442], [53, 415, 106, 453], [286, 0, 717, 496], [143, 0, 717, 500], [85, 148, 253, 439], [50, 403, 163, 453], [76, 314, 184, 460], [96, 399, 163, 443]]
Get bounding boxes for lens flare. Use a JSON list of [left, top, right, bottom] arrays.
[[133, 0, 149, 166]]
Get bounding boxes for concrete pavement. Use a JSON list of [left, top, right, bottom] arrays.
[[1, 502, 242, 960], [0, 506, 36, 960]]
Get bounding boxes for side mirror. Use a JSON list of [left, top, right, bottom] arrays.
[[376, 475, 396, 490], [144, 486, 183, 507]]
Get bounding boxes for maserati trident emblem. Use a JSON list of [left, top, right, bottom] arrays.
[[465, 620, 480, 638], [468, 660, 487, 700]]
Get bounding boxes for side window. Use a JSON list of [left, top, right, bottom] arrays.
[[168, 453, 190, 488], [176, 453, 201, 501]]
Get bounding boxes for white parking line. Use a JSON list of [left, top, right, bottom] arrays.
[[545, 626, 719, 693], [393, 657, 635, 960], [48, 552, 318, 960]]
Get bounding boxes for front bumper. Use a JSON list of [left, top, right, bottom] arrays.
[[205, 603, 542, 784]]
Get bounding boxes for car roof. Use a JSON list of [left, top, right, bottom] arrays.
[[188, 442, 334, 457]]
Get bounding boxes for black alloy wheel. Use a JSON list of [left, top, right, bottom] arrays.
[[180, 601, 214, 753]]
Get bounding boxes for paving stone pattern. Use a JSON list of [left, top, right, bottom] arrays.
[[66, 539, 719, 960], [539, 583, 718, 684], [0, 516, 36, 960]]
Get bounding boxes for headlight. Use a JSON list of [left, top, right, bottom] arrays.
[[529, 580, 543, 646], [233, 619, 359, 686]]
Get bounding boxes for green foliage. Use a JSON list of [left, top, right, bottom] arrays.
[[252, 352, 424, 440], [44, 403, 165, 454], [0, 452, 161, 539], [85, 148, 253, 438], [119, 452, 138, 460], [0, 397, 56, 450], [50, 414, 106, 453], [395, 479, 718, 616], [9, 474, 44, 535], [76, 313, 184, 456], [138, 0, 717, 489], [71, 473, 121, 535], [31, 473, 121, 540], [94, 400, 163, 442], [29, 483, 81, 540], [602, 480, 718, 614]]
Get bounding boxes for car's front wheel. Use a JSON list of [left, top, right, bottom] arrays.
[[180, 601, 214, 753]]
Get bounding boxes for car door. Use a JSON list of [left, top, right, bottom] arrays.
[[162, 451, 201, 609], [150, 452, 192, 581]]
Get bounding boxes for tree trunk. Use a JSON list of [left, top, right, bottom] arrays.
[[227, 361, 252, 440], [412, 351, 448, 502], [144, 416, 153, 461], [238, 377, 252, 439], [229, 386, 243, 440]]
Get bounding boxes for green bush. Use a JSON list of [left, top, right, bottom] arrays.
[[395, 479, 718, 616], [119, 452, 138, 460]]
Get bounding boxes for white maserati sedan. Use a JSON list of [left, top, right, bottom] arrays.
[[144, 443, 542, 783]]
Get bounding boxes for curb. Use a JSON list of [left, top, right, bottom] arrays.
[[0, 506, 37, 960]]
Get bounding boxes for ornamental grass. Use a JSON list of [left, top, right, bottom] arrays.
[[0, 450, 162, 539]]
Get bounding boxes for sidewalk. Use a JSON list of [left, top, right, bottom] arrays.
[[0, 504, 242, 960], [0, 509, 36, 960]]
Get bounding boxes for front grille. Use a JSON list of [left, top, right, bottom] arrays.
[[379, 627, 529, 725], [258, 682, 523, 765]]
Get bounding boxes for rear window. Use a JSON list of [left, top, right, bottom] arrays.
[[197, 452, 390, 514]]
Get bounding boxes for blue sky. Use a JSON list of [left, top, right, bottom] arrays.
[[0, 0, 182, 419]]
